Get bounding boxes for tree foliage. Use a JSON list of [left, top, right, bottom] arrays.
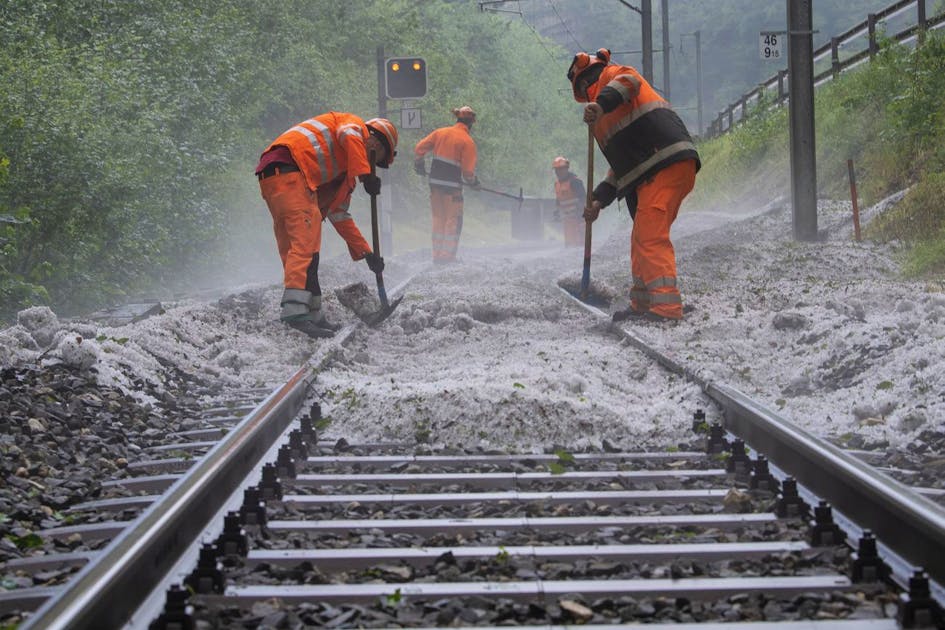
[[0, 0, 582, 321]]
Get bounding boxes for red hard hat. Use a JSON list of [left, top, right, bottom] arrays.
[[365, 118, 398, 168], [567, 48, 611, 102], [452, 105, 477, 120]]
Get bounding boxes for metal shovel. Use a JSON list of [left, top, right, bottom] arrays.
[[361, 153, 402, 326]]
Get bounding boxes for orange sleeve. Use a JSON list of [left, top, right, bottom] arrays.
[[461, 137, 478, 181], [330, 215, 372, 260], [339, 123, 371, 189], [414, 129, 437, 159]]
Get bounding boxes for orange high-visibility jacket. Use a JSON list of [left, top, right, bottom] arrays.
[[264, 112, 372, 194], [316, 175, 371, 260], [587, 65, 699, 206], [414, 122, 477, 190], [554, 173, 586, 215]]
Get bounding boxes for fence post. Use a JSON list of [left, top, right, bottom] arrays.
[[847, 159, 861, 242], [741, 96, 748, 121], [778, 69, 787, 105], [918, 0, 927, 46], [868, 13, 878, 59], [831, 36, 841, 79], [727, 106, 733, 130]]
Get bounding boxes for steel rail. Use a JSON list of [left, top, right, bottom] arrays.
[[21, 364, 315, 629], [559, 286, 945, 586], [292, 468, 725, 487], [245, 541, 811, 570], [266, 512, 777, 535], [221, 575, 855, 603], [281, 488, 729, 507], [302, 452, 706, 466]]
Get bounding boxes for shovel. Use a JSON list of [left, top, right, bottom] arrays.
[[579, 125, 595, 301], [560, 127, 608, 307], [361, 152, 403, 326]]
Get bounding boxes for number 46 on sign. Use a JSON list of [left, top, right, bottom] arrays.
[[760, 31, 784, 60]]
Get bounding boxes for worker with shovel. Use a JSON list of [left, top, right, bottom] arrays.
[[256, 113, 397, 338], [413, 106, 479, 264], [552, 156, 586, 248], [568, 48, 700, 322]]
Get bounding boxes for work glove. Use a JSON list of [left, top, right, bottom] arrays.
[[361, 174, 382, 196], [584, 200, 601, 222], [364, 252, 385, 274], [414, 160, 426, 176], [468, 176, 481, 190]]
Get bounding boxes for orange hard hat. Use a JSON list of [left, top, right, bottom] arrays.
[[552, 156, 569, 169], [567, 48, 611, 102], [452, 105, 477, 121], [365, 118, 398, 168]]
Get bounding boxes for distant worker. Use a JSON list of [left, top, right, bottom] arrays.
[[551, 156, 586, 248], [413, 106, 480, 264], [568, 48, 700, 322], [256, 113, 396, 338]]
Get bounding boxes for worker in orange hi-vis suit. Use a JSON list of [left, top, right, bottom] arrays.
[[568, 48, 701, 322], [413, 106, 479, 264], [552, 156, 586, 248], [256, 114, 397, 338]]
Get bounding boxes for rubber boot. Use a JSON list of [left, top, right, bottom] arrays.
[[307, 294, 341, 332], [280, 289, 335, 339]]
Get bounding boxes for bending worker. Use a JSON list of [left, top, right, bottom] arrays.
[[568, 48, 700, 322], [256, 113, 396, 338], [551, 156, 586, 248], [413, 106, 479, 264]]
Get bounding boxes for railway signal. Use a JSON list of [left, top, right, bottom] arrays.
[[385, 57, 427, 99]]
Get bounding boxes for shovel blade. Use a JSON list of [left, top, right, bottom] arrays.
[[360, 296, 404, 327], [564, 286, 610, 309]]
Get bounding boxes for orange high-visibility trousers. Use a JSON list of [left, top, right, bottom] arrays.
[[563, 214, 584, 247], [259, 171, 323, 290], [629, 159, 697, 319], [430, 187, 463, 262]]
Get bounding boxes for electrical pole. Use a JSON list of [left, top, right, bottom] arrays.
[[641, 0, 653, 83], [787, 0, 817, 241], [661, 0, 670, 100], [615, 0, 654, 83], [376, 45, 393, 253]]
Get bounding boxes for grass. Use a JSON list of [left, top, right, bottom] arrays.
[[690, 32, 945, 280]]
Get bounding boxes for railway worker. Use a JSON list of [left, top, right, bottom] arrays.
[[551, 156, 586, 248], [568, 48, 700, 322], [413, 106, 480, 264], [256, 113, 396, 338]]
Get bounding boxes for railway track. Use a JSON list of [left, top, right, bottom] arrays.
[[5, 274, 945, 628]]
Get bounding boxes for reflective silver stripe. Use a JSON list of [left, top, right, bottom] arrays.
[[615, 140, 697, 191], [607, 73, 641, 101], [441, 234, 459, 242], [648, 292, 682, 304], [337, 124, 363, 148], [559, 199, 580, 209], [291, 118, 335, 177], [328, 211, 353, 224], [432, 155, 462, 167], [430, 178, 461, 188], [646, 276, 677, 289], [601, 100, 672, 145]]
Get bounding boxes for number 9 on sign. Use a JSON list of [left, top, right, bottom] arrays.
[[759, 32, 783, 60]]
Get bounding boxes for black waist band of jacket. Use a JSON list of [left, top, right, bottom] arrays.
[[602, 107, 700, 194], [429, 158, 462, 187]]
